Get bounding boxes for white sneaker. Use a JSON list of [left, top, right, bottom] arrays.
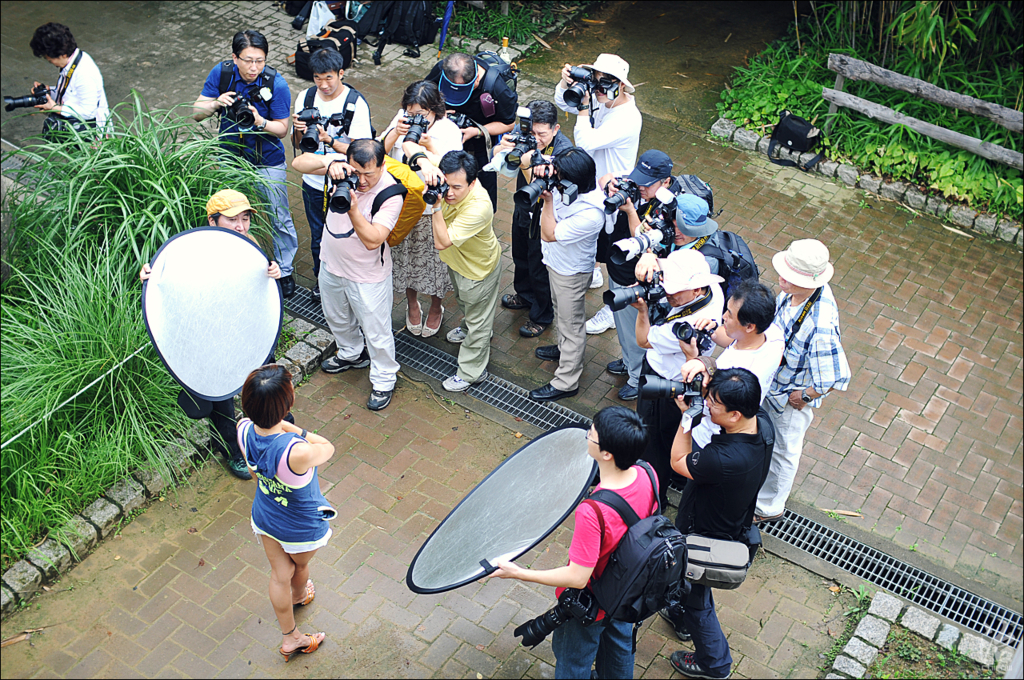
[[589, 267, 604, 289], [446, 326, 467, 344], [443, 374, 472, 392], [586, 305, 616, 334]]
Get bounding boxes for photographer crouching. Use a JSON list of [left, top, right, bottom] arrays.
[[490, 406, 654, 679], [628, 249, 724, 511], [12, 23, 110, 139], [193, 30, 299, 298]]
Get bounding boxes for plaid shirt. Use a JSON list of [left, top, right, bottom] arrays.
[[767, 283, 850, 413]]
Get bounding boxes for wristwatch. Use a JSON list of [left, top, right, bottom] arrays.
[[252, 119, 267, 132], [801, 390, 813, 403]]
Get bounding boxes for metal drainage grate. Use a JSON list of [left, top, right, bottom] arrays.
[[762, 510, 1023, 645], [286, 286, 1022, 644]]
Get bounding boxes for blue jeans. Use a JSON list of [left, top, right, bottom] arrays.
[[301, 181, 326, 279], [257, 164, 297, 276], [551, 616, 634, 679], [683, 584, 732, 677]]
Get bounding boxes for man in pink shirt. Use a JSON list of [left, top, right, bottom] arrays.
[[292, 139, 403, 411], [490, 406, 656, 678]]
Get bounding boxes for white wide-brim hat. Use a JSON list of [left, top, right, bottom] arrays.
[[580, 54, 635, 93], [660, 249, 724, 294], [772, 239, 835, 289]]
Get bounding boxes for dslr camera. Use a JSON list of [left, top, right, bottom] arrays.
[[514, 587, 599, 648], [562, 66, 596, 109], [609, 187, 680, 264], [513, 156, 579, 210], [672, 321, 718, 355], [402, 113, 430, 144], [224, 91, 257, 129], [504, 106, 537, 171], [447, 112, 473, 129], [423, 180, 449, 205], [296, 107, 348, 153], [327, 170, 360, 214], [603, 177, 640, 215], [603, 272, 668, 312], [638, 372, 705, 431], [4, 84, 48, 112]]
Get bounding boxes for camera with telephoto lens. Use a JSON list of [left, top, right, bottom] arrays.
[[328, 171, 360, 214], [563, 66, 596, 109], [672, 321, 718, 355], [447, 112, 473, 129], [297, 108, 348, 153], [224, 91, 257, 129], [513, 157, 579, 210], [504, 106, 537, 170], [610, 229, 668, 265], [514, 587, 599, 649], [603, 177, 641, 215], [645, 186, 680, 232], [402, 113, 430, 144], [4, 84, 48, 112], [603, 272, 668, 312], [423, 181, 449, 205], [638, 373, 705, 430]]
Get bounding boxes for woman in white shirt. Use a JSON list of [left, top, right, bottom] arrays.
[[381, 81, 463, 338], [30, 22, 109, 132]]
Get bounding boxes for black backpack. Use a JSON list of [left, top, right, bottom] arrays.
[[217, 60, 277, 99], [677, 174, 722, 219], [584, 462, 689, 625], [476, 51, 518, 93], [294, 19, 358, 80], [360, 1, 438, 63], [698, 231, 759, 299]]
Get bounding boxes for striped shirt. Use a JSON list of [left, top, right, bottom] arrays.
[[766, 284, 850, 413]]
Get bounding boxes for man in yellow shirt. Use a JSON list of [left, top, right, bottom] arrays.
[[429, 150, 501, 392]]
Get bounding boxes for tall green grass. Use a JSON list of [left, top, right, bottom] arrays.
[[1, 94, 280, 565], [719, 1, 1022, 220]]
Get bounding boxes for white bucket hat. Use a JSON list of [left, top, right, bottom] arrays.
[[660, 249, 724, 294], [580, 54, 635, 93], [772, 239, 834, 289]]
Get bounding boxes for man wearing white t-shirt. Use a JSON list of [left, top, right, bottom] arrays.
[[292, 48, 373, 301], [554, 53, 642, 305]]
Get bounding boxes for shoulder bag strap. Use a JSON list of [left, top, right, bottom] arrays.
[[635, 460, 662, 516], [304, 85, 317, 109], [783, 286, 823, 355], [55, 51, 84, 104], [589, 489, 642, 528], [217, 59, 234, 95]]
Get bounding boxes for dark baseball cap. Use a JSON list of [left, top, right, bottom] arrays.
[[626, 150, 673, 186], [439, 72, 476, 107]]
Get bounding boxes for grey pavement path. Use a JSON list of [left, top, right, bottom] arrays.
[[0, 368, 850, 679]]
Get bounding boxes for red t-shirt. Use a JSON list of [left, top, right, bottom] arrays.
[[559, 465, 659, 617]]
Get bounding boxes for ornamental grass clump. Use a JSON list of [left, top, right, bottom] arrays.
[[0, 93, 280, 565]]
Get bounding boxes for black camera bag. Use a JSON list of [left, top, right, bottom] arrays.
[[697, 230, 759, 300], [582, 462, 689, 625], [677, 174, 722, 218], [767, 110, 824, 172]]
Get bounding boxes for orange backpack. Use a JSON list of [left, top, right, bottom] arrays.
[[373, 155, 426, 248]]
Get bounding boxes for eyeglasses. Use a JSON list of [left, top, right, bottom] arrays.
[[584, 431, 600, 446], [237, 58, 267, 67]]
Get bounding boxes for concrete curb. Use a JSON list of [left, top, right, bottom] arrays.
[[708, 117, 1023, 246]]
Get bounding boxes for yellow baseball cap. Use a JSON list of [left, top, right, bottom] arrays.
[[205, 189, 255, 217]]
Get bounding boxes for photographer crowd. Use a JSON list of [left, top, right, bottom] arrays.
[[11, 24, 856, 677]]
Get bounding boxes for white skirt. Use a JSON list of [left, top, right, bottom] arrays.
[[250, 516, 332, 554]]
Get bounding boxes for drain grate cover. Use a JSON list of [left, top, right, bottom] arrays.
[[286, 286, 1022, 645], [762, 511, 1022, 645]]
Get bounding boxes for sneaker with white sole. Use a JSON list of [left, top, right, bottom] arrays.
[[585, 305, 616, 334], [589, 267, 604, 289], [321, 348, 370, 373], [442, 375, 471, 392], [446, 326, 467, 344]]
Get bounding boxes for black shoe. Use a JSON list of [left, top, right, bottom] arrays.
[[502, 293, 529, 310], [606, 358, 628, 376], [367, 388, 393, 411], [530, 383, 578, 402], [535, 345, 561, 361], [311, 284, 321, 301], [519, 321, 548, 338], [225, 456, 252, 480], [658, 607, 692, 642], [322, 347, 370, 374], [617, 384, 638, 401], [280, 275, 296, 299], [670, 651, 730, 679]]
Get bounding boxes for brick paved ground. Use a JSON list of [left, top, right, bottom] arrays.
[[0, 1, 1021, 676], [0, 369, 849, 679]]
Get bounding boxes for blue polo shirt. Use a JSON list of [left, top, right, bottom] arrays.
[[201, 62, 291, 168]]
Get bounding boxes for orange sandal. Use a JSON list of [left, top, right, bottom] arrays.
[[280, 632, 324, 662], [294, 579, 315, 607]]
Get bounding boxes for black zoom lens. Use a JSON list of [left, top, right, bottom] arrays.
[[4, 94, 43, 112], [329, 176, 359, 214], [423, 182, 449, 205], [299, 126, 321, 153], [227, 97, 255, 128], [513, 176, 549, 210], [638, 374, 689, 400], [513, 602, 573, 649], [672, 322, 715, 354], [563, 67, 593, 109], [404, 114, 429, 144], [603, 286, 643, 312]]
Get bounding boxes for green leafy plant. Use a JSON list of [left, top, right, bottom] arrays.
[[436, 1, 595, 50]]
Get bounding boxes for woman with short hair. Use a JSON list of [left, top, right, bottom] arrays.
[[237, 364, 336, 661]]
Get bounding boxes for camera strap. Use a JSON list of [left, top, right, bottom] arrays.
[[54, 50, 83, 105], [780, 287, 822, 364], [662, 288, 714, 323]]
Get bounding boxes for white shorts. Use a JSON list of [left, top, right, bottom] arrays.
[[251, 517, 332, 554]]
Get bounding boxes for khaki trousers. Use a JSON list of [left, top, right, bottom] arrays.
[[449, 264, 502, 383], [547, 268, 593, 391]]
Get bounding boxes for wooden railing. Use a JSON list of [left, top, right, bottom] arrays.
[[822, 53, 1023, 171]]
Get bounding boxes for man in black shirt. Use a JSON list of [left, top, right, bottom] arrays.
[[666, 366, 774, 680], [496, 100, 573, 338], [426, 52, 518, 212]]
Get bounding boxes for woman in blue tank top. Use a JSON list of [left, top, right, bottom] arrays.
[[237, 364, 336, 661]]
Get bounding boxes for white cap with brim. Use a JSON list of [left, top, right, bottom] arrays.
[[772, 239, 834, 289], [579, 54, 635, 93], [659, 248, 724, 295]]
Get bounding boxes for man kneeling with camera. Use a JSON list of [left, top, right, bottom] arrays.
[[490, 406, 654, 678]]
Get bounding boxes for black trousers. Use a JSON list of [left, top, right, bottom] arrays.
[[510, 205, 554, 325], [636, 359, 688, 511], [466, 141, 498, 212]]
